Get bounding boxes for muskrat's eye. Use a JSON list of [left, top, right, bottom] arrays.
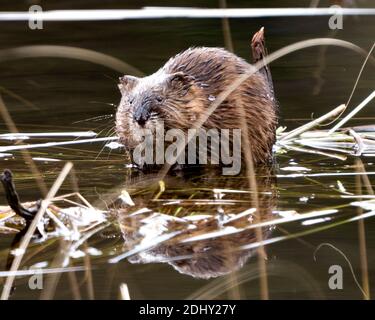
[[129, 97, 134, 105], [156, 96, 163, 102]]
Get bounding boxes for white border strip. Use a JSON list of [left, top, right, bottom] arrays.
[[1, 8, 375, 21]]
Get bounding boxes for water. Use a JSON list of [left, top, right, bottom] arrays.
[[0, 0, 374, 299]]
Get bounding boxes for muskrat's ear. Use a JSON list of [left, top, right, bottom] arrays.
[[168, 72, 195, 91], [118, 75, 138, 92]]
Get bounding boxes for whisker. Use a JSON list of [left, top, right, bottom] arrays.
[[73, 114, 114, 124], [88, 101, 118, 107], [95, 123, 115, 137], [95, 126, 116, 160]]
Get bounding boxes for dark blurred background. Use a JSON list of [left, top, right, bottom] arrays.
[[0, 0, 374, 129]]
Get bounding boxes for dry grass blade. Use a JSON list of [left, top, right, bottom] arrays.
[[0, 94, 48, 195], [181, 209, 338, 243], [278, 90, 375, 159], [119, 283, 131, 300], [329, 90, 375, 134], [0, 131, 96, 139], [346, 42, 375, 108], [314, 243, 369, 299], [0, 136, 118, 153], [277, 171, 375, 178], [219, 0, 234, 52], [0, 266, 86, 277], [280, 104, 346, 141], [355, 160, 371, 300], [279, 144, 347, 160], [0, 162, 73, 300], [0, 86, 39, 111], [0, 45, 144, 76], [239, 210, 375, 252]]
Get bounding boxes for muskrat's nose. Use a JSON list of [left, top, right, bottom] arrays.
[[133, 103, 151, 126], [134, 116, 147, 126]]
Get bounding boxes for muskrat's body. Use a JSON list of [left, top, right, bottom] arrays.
[[116, 29, 278, 165]]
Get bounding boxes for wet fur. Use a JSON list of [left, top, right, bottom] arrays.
[[116, 45, 278, 165]]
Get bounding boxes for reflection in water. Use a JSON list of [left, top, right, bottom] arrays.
[[113, 166, 276, 279]]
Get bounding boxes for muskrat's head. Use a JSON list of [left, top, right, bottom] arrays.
[[116, 71, 203, 149]]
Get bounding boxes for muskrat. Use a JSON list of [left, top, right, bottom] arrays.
[[116, 28, 278, 167]]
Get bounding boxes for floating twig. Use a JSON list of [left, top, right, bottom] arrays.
[[0, 131, 97, 140], [0, 169, 39, 222], [0, 136, 118, 153]]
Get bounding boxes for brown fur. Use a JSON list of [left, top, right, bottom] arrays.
[[116, 45, 278, 164]]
